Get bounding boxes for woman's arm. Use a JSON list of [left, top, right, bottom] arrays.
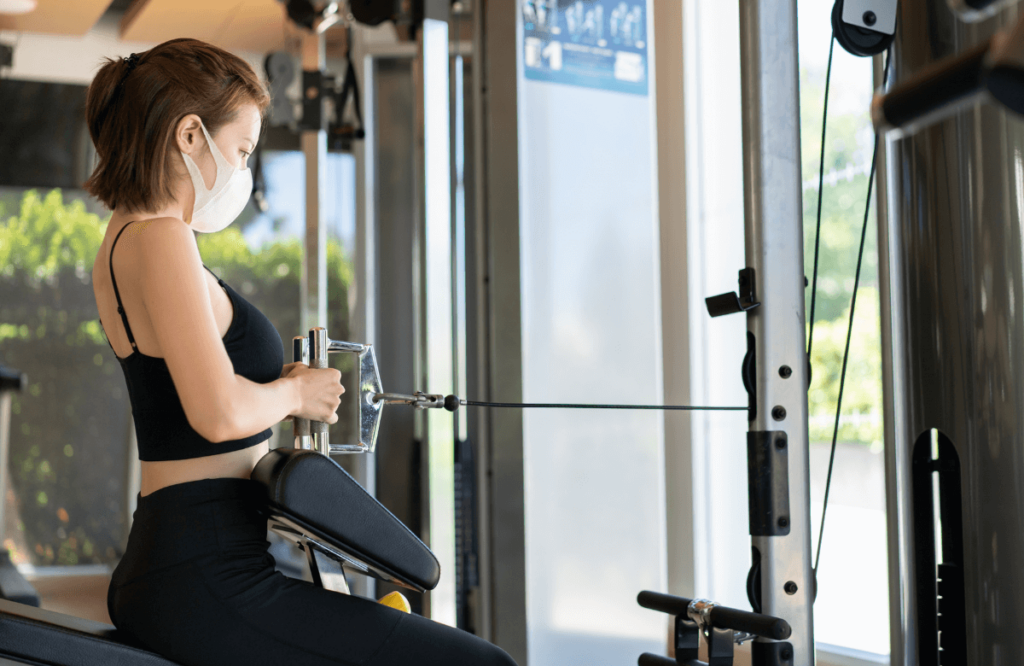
[[135, 218, 299, 442]]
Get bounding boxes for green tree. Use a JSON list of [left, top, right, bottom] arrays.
[[800, 65, 884, 448]]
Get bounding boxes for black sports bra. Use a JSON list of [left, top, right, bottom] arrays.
[[104, 221, 284, 461]]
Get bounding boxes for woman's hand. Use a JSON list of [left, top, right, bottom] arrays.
[[280, 362, 305, 380], [278, 363, 306, 422], [287, 363, 345, 424]]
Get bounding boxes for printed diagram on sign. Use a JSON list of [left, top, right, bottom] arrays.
[[522, 0, 649, 96]]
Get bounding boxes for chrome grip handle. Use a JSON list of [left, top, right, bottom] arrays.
[[293, 327, 381, 455], [308, 327, 331, 455], [292, 336, 311, 450]]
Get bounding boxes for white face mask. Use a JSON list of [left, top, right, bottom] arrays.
[[181, 121, 253, 233]]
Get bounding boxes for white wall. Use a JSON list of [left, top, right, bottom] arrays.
[[1, 12, 264, 87]]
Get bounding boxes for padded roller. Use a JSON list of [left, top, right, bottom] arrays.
[[252, 448, 440, 592], [0, 597, 180, 665]]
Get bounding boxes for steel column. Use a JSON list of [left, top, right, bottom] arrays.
[[738, 0, 815, 662], [302, 32, 328, 333]]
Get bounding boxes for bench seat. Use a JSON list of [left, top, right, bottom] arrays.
[[251, 448, 440, 592], [0, 597, 180, 665]]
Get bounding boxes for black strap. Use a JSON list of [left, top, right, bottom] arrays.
[[109, 221, 139, 351], [202, 263, 223, 283]]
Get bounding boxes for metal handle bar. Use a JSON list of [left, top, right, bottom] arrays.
[[872, 38, 991, 133], [293, 328, 382, 455], [637, 591, 791, 641], [639, 654, 703, 666]]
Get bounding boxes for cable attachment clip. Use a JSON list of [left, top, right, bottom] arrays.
[[374, 392, 447, 410], [705, 268, 761, 318]]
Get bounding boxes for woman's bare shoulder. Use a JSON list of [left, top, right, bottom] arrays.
[[109, 217, 194, 262]]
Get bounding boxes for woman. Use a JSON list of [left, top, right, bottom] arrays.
[[87, 38, 515, 666]]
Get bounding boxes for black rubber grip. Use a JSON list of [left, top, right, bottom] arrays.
[[637, 591, 792, 641], [881, 38, 991, 129], [639, 654, 701, 666], [0, 366, 26, 393]]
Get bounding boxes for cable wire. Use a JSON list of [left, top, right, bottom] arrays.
[[814, 48, 893, 574], [461, 400, 747, 412], [807, 33, 836, 358]]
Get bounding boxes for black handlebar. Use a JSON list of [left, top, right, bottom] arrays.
[[639, 654, 702, 666], [878, 38, 992, 129], [637, 591, 791, 641], [0, 366, 26, 393]]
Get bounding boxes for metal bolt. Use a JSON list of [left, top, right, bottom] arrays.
[[784, 581, 798, 595], [772, 406, 786, 421], [863, 10, 877, 26], [777, 516, 789, 528], [775, 435, 787, 450], [781, 648, 793, 661], [779, 365, 792, 379]]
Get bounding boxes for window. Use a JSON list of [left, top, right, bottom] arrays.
[[684, 0, 890, 660], [798, 0, 889, 656]]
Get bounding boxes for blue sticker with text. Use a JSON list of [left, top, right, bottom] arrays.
[[523, 0, 648, 96]]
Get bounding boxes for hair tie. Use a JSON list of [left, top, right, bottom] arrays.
[[117, 53, 140, 89]]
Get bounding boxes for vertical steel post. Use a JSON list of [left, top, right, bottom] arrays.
[[738, 0, 815, 662], [302, 32, 328, 334], [416, 0, 455, 624]]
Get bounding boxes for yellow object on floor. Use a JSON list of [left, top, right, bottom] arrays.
[[378, 591, 411, 613]]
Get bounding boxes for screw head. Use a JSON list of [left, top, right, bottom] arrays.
[[781, 648, 793, 661], [779, 365, 792, 379], [775, 435, 787, 450], [777, 516, 789, 529], [772, 406, 787, 421], [784, 581, 798, 595], [863, 10, 877, 26]]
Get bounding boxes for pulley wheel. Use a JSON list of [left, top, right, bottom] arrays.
[[832, 0, 894, 58]]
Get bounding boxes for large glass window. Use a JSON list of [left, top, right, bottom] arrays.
[[0, 187, 122, 570], [798, 0, 889, 658]]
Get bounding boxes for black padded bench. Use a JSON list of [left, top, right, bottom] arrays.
[[0, 597, 180, 665], [251, 447, 440, 592], [0, 448, 437, 665]]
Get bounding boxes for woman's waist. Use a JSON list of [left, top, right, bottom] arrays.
[[139, 441, 270, 497]]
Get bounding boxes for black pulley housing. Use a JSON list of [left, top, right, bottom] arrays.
[[832, 0, 895, 57], [350, 0, 399, 25]]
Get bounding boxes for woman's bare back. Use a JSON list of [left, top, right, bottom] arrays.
[[92, 212, 268, 497]]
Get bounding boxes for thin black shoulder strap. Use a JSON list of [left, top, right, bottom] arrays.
[[202, 263, 222, 282], [109, 221, 139, 351]]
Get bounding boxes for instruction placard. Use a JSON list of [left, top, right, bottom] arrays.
[[522, 0, 648, 96]]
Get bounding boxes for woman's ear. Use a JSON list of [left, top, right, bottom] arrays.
[[175, 114, 204, 155]]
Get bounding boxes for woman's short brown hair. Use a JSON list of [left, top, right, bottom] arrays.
[[84, 38, 270, 213]]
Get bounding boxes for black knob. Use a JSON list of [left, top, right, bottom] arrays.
[[444, 395, 461, 412]]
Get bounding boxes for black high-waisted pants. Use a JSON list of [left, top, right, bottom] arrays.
[[108, 477, 515, 666]]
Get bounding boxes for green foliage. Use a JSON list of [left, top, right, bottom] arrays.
[[807, 289, 884, 449], [800, 65, 884, 448], [0, 190, 107, 281]]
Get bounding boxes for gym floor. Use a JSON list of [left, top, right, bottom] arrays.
[[29, 574, 111, 625]]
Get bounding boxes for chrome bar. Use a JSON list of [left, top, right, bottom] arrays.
[[293, 335, 311, 450], [738, 0, 815, 661], [309, 327, 330, 455]]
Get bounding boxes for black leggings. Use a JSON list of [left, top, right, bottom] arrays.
[[108, 477, 515, 666]]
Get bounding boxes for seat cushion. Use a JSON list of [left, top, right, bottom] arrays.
[[0, 553, 38, 607], [0, 597, 180, 665], [251, 448, 440, 591]]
